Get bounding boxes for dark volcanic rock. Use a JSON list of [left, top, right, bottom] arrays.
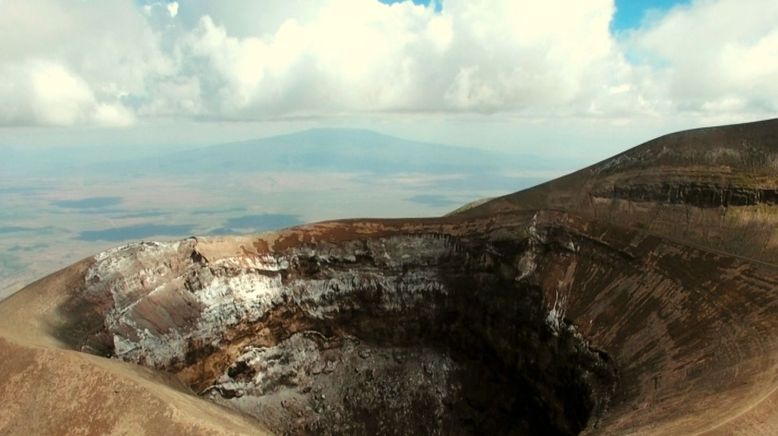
[[597, 182, 778, 208]]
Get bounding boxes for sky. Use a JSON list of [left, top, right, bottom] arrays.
[[378, 0, 690, 31], [0, 0, 776, 160]]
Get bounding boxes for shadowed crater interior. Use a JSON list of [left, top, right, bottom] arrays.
[[59, 234, 617, 436]]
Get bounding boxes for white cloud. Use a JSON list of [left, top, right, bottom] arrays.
[[167, 2, 179, 18], [28, 62, 95, 125], [0, 0, 775, 127], [0, 60, 133, 126], [93, 103, 135, 127], [0, 0, 168, 126], [175, 0, 624, 117], [626, 0, 778, 118]]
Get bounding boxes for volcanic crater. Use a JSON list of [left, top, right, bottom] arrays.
[[56, 219, 617, 435]]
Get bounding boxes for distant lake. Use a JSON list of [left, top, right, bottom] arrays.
[[77, 224, 196, 242], [75, 213, 304, 242], [52, 196, 123, 209]]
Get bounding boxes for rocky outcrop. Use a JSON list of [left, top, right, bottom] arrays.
[[594, 182, 778, 207]]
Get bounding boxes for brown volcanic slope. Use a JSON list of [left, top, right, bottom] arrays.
[[2, 119, 778, 435], [457, 118, 778, 263]]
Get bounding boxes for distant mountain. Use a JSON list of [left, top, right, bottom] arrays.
[[165, 128, 496, 173], [2, 129, 577, 191], [84, 128, 574, 177]]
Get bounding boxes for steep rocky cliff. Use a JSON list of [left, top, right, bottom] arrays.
[[3, 119, 778, 435]]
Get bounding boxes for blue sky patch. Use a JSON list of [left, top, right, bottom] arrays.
[[612, 0, 689, 31], [378, 0, 442, 13]]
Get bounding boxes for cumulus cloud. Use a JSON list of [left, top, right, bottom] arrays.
[[625, 0, 778, 119], [0, 0, 775, 127], [0, 0, 169, 126], [0, 60, 133, 126], [170, 0, 627, 118]]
